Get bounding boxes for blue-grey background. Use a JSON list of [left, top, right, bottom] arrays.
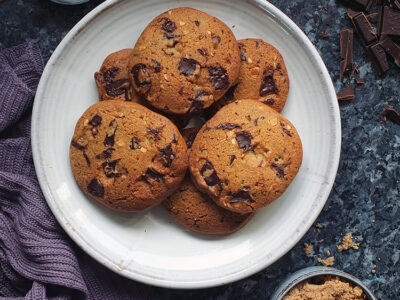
[[1, 0, 399, 299]]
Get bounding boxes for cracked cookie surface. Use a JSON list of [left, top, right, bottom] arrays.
[[70, 101, 188, 211], [189, 99, 302, 214], [128, 7, 240, 114], [207, 39, 289, 117]]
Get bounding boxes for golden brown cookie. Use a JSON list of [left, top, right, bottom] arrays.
[[70, 101, 188, 212], [189, 100, 302, 214], [128, 7, 241, 114], [207, 39, 289, 117], [94, 49, 142, 102], [163, 176, 253, 234]]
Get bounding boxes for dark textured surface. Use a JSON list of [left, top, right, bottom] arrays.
[[1, 0, 399, 299]]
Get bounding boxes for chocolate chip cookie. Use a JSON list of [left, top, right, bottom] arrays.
[[189, 99, 302, 214], [70, 101, 188, 211], [207, 39, 289, 117], [128, 7, 241, 114], [94, 49, 142, 102], [163, 175, 253, 234]]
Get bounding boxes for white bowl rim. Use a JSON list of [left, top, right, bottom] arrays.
[[31, 0, 342, 289]]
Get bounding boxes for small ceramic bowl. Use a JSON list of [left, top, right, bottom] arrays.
[[271, 266, 377, 300]]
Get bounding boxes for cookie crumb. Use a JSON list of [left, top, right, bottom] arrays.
[[326, 249, 331, 256], [304, 243, 313, 255], [337, 233, 360, 252], [371, 264, 377, 274], [318, 256, 335, 266], [316, 223, 323, 229]]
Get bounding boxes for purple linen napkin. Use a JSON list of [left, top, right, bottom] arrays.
[[0, 42, 156, 300]]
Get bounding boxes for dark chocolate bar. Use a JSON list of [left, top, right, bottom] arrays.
[[368, 43, 390, 76], [380, 34, 400, 68], [341, 0, 373, 11], [378, 6, 400, 39], [352, 13, 378, 45]]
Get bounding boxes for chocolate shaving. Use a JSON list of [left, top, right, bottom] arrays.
[[340, 28, 354, 81], [337, 84, 355, 101], [355, 77, 365, 85], [380, 106, 400, 125]]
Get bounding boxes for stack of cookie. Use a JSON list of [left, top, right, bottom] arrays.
[[70, 7, 303, 235]]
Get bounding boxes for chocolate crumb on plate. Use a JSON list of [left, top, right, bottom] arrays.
[[380, 106, 400, 125], [337, 84, 355, 101]]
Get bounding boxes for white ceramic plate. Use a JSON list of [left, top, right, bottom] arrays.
[[32, 0, 341, 289]]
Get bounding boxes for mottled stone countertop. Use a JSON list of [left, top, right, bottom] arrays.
[[1, 0, 399, 299]]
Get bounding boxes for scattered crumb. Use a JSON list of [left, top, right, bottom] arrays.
[[380, 106, 400, 125], [326, 249, 331, 256], [337, 233, 360, 252], [371, 264, 377, 274], [304, 243, 313, 255], [316, 223, 323, 229], [319, 239, 324, 243], [318, 256, 335, 266]]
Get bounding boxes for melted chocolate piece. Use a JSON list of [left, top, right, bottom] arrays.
[[229, 155, 236, 165], [185, 132, 197, 148], [178, 58, 199, 76], [95, 148, 114, 159], [200, 161, 220, 186], [263, 98, 275, 106], [159, 144, 175, 167], [130, 137, 141, 150], [83, 152, 90, 166], [340, 28, 354, 81], [260, 69, 278, 96], [71, 140, 87, 151], [146, 127, 161, 141], [143, 168, 164, 183], [280, 121, 292, 137], [208, 66, 229, 90], [229, 188, 254, 204], [103, 67, 120, 82], [380, 106, 400, 125], [131, 64, 151, 88], [87, 178, 104, 198], [89, 114, 102, 127], [216, 123, 241, 130], [238, 43, 246, 61], [102, 159, 121, 178], [105, 78, 129, 97], [271, 163, 289, 179], [152, 59, 162, 73], [161, 17, 176, 32], [235, 131, 253, 152]]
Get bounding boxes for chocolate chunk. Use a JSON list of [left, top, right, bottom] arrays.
[[152, 59, 162, 73], [238, 43, 246, 61], [380, 34, 400, 68], [263, 98, 275, 106], [103, 67, 120, 82], [340, 28, 354, 81], [186, 132, 196, 149], [102, 159, 122, 178], [337, 84, 355, 101], [188, 90, 208, 114], [378, 6, 400, 39], [195, 20, 200, 26], [159, 144, 175, 167], [351, 12, 377, 46], [368, 43, 389, 76], [161, 17, 176, 32], [208, 66, 229, 90], [104, 120, 117, 148], [71, 140, 87, 151], [178, 58, 199, 76], [200, 161, 220, 186], [89, 114, 102, 127], [235, 131, 253, 152], [366, 13, 379, 24], [229, 188, 254, 204], [340, 0, 373, 12], [355, 77, 365, 85], [105, 78, 129, 97], [83, 152, 90, 166], [197, 48, 207, 56], [229, 155, 236, 165], [87, 178, 104, 198], [380, 106, 400, 125], [130, 137, 141, 150], [216, 123, 241, 130], [146, 127, 161, 141], [260, 69, 278, 96], [221, 84, 238, 102], [143, 168, 164, 183], [270, 163, 289, 179], [95, 148, 114, 159], [280, 121, 292, 137], [131, 64, 151, 88]]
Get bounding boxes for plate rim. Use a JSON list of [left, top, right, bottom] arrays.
[[31, 0, 342, 289]]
